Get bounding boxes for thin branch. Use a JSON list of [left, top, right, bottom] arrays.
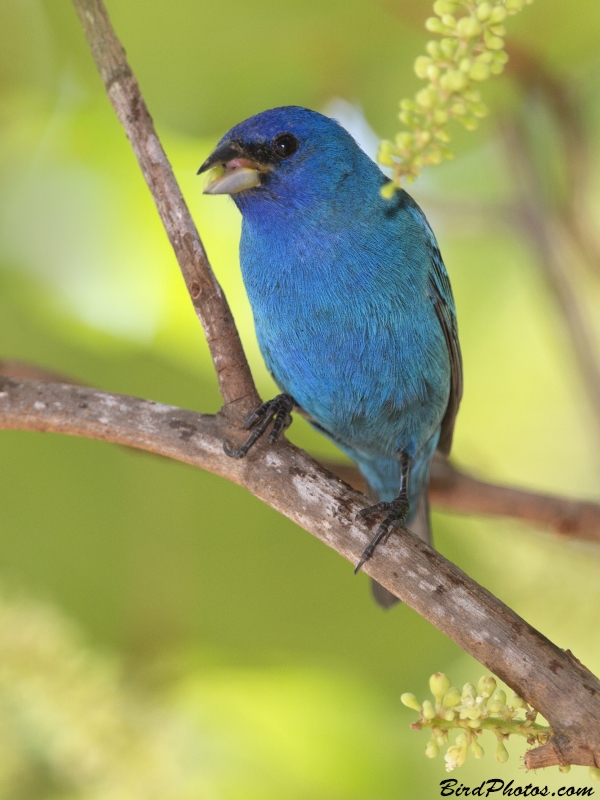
[[70, 0, 259, 419], [1, 377, 599, 769], [327, 456, 600, 544], [503, 116, 600, 444], [0, 360, 81, 385], [506, 46, 600, 278], [54, 1, 600, 770]]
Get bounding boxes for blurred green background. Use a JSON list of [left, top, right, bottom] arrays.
[[1, 0, 600, 797]]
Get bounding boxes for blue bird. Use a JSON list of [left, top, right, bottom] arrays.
[[198, 107, 462, 608]]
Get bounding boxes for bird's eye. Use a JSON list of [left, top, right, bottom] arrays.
[[272, 133, 299, 159]]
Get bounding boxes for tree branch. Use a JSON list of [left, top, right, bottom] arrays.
[[506, 116, 600, 442], [1, 377, 599, 769], [327, 457, 600, 544], [70, 0, 259, 419], [39, 0, 598, 770], [5, 357, 599, 544]]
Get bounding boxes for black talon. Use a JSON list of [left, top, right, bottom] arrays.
[[354, 452, 411, 573], [223, 394, 294, 459]]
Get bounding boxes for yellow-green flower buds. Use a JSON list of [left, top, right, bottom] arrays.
[[425, 16, 445, 33], [477, 676, 497, 698], [426, 738, 439, 758], [400, 671, 549, 772], [440, 37, 457, 58], [476, 2, 493, 21], [440, 70, 467, 92], [469, 62, 490, 81], [445, 743, 468, 771], [430, 672, 451, 701], [380, 181, 397, 200], [456, 17, 481, 38], [433, 0, 458, 15], [462, 683, 477, 701], [490, 6, 507, 23], [484, 34, 504, 50], [426, 40, 442, 59], [495, 740, 509, 763], [414, 56, 433, 79], [558, 765, 571, 774], [384, 0, 534, 185], [399, 110, 417, 127], [590, 767, 600, 782], [443, 687, 462, 708], [378, 152, 395, 168], [416, 88, 439, 109], [396, 132, 414, 150], [472, 740, 484, 759]]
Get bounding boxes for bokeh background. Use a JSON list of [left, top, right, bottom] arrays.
[[1, 0, 600, 797]]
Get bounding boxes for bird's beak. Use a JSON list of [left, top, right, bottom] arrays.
[[198, 141, 262, 195]]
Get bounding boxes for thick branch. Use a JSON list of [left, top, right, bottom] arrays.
[[1, 378, 599, 769], [70, 0, 259, 418], [5, 357, 599, 543], [60, 4, 600, 770]]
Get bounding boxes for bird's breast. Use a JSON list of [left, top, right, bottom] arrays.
[[239, 219, 450, 457]]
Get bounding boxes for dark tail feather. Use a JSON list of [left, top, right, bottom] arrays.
[[370, 487, 432, 610]]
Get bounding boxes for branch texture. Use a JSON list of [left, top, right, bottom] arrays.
[[49, 0, 600, 772], [70, 0, 259, 418], [1, 378, 599, 769]]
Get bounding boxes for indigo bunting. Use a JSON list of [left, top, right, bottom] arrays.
[[199, 107, 462, 608]]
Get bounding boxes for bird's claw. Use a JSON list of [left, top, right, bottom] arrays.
[[354, 496, 409, 574], [223, 394, 294, 459]]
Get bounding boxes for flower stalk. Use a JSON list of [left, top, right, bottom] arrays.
[[379, 0, 534, 192]]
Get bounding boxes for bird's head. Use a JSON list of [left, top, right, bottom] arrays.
[[198, 106, 383, 214]]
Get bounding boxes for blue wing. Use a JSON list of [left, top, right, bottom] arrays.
[[406, 200, 463, 456]]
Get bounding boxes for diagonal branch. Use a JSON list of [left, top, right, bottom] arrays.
[[41, 0, 598, 772], [1, 377, 599, 770], [70, 0, 259, 419]]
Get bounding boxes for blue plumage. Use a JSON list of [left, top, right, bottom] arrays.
[[199, 107, 462, 606]]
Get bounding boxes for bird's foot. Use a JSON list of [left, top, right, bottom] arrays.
[[223, 393, 294, 459], [354, 495, 410, 574]]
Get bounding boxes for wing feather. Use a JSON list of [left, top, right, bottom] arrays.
[[427, 244, 463, 456]]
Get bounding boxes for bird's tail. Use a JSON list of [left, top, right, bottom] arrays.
[[370, 485, 432, 609]]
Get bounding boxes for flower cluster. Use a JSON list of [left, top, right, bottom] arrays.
[[401, 672, 552, 773], [378, 0, 534, 194]]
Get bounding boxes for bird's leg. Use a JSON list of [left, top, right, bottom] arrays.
[[354, 452, 411, 574], [223, 393, 295, 459]]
